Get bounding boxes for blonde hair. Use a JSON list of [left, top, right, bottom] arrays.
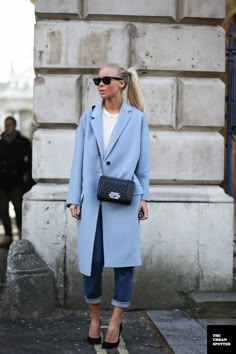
[[100, 63, 145, 112]]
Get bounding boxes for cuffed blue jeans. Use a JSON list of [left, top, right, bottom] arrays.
[[83, 208, 134, 308]]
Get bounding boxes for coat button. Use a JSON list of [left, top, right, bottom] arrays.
[[106, 161, 111, 165]]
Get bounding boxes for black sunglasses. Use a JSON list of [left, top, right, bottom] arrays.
[[92, 76, 123, 86]]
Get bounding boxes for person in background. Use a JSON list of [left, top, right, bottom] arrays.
[[0, 116, 33, 248]]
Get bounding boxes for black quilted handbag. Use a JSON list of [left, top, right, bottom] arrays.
[[96, 142, 134, 205], [97, 175, 135, 205]]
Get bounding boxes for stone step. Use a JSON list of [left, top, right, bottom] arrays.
[[188, 292, 236, 319], [147, 310, 207, 354]]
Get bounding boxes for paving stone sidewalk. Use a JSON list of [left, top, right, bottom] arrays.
[[0, 310, 172, 354]]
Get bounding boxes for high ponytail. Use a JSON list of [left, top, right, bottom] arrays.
[[127, 67, 144, 112], [99, 63, 145, 112]]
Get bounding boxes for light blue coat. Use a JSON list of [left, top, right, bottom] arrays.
[[67, 100, 150, 276]]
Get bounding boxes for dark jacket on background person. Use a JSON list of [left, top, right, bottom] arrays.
[[0, 131, 33, 191]]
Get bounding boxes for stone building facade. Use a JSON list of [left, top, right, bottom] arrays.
[[23, 0, 234, 309]]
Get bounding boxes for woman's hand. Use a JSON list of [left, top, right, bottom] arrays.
[[139, 200, 148, 220], [69, 204, 81, 219]]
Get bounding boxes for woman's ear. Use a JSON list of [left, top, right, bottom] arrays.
[[120, 80, 126, 89]]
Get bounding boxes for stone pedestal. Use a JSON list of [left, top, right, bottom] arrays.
[[1, 240, 55, 319]]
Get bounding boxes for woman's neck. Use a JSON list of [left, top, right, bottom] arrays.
[[104, 97, 122, 114]]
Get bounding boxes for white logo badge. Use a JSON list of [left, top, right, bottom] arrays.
[[109, 192, 121, 200]]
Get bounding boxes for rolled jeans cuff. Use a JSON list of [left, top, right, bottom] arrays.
[[85, 296, 102, 304], [111, 299, 130, 308]]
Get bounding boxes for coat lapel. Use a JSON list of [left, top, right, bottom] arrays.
[[105, 101, 132, 159], [90, 100, 133, 159], [90, 101, 104, 158]]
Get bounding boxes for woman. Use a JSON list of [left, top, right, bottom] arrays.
[[67, 63, 150, 349]]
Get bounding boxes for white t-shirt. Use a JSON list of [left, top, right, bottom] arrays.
[[103, 107, 119, 154]]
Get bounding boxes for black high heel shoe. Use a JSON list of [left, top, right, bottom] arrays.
[[87, 320, 101, 345], [102, 323, 123, 349]]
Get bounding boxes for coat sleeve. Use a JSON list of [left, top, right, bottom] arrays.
[[66, 113, 86, 207], [135, 115, 150, 201]]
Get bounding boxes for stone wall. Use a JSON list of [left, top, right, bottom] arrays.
[[23, 0, 234, 309]]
